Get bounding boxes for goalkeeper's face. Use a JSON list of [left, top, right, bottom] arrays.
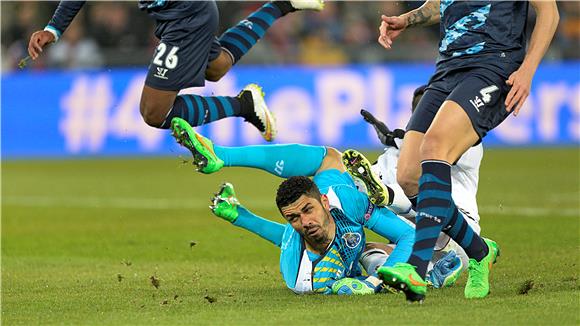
[[280, 194, 332, 245]]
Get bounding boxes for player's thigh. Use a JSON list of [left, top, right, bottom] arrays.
[[205, 44, 232, 82], [396, 131, 423, 195], [406, 88, 448, 134], [447, 70, 511, 140], [422, 71, 510, 162], [144, 10, 219, 93], [139, 86, 179, 126], [398, 88, 448, 193], [421, 101, 480, 163], [317, 147, 345, 173]]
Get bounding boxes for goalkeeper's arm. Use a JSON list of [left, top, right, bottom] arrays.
[[231, 206, 285, 247]]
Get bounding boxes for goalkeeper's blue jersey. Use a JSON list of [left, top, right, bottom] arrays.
[[279, 169, 413, 294]]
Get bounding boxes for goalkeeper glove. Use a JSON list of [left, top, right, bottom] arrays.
[[209, 182, 240, 223], [427, 250, 463, 288], [360, 109, 404, 148], [331, 277, 380, 295]]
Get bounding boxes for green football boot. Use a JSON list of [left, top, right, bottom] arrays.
[[377, 263, 427, 303], [209, 183, 240, 223], [464, 238, 500, 299], [171, 117, 224, 174], [342, 149, 390, 206]]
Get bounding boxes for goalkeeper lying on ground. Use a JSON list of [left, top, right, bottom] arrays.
[[171, 117, 460, 295], [340, 86, 485, 288]]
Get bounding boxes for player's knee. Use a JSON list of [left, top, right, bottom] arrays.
[[205, 53, 232, 82], [139, 100, 166, 128], [396, 170, 418, 195], [321, 147, 343, 169], [419, 133, 447, 161], [205, 69, 226, 82]]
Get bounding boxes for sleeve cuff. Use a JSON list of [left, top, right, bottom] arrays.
[[44, 25, 61, 42]]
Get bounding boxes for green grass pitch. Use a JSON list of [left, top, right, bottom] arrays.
[[2, 148, 579, 325]]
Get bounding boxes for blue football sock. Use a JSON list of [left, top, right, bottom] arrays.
[[214, 144, 326, 178], [407, 160, 453, 278], [444, 204, 489, 261], [160, 94, 242, 129], [219, 2, 287, 64]]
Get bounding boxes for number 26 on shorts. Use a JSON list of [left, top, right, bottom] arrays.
[[153, 43, 179, 69]]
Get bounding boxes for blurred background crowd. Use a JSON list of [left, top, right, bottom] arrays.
[[2, 1, 579, 71]]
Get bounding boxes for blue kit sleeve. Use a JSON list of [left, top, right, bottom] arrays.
[[46, 1, 86, 40], [366, 206, 415, 267], [232, 206, 286, 247]]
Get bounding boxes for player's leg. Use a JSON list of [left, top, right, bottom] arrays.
[[377, 101, 473, 302], [139, 7, 275, 140], [360, 242, 393, 274], [171, 117, 327, 176], [218, 1, 323, 66], [396, 131, 423, 202], [396, 88, 448, 208], [405, 100, 484, 277], [408, 69, 509, 298]]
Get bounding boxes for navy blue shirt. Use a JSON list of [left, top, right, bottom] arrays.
[[47, 1, 211, 37], [434, 0, 529, 79]]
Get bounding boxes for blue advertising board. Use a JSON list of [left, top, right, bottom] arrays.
[[2, 63, 579, 158]]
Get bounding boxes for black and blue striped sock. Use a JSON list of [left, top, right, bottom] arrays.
[[444, 204, 489, 261], [160, 94, 243, 129], [408, 160, 453, 278], [219, 2, 288, 64]]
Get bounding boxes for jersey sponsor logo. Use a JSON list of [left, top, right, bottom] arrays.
[[417, 211, 441, 224], [342, 232, 362, 249], [154, 67, 169, 80]]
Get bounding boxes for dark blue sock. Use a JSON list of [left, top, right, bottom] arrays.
[[408, 160, 453, 278], [444, 204, 489, 261], [160, 94, 242, 129], [219, 3, 286, 64]]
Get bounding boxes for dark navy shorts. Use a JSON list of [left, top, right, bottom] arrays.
[[407, 68, 512, 140], [145, 2, 221, 91]]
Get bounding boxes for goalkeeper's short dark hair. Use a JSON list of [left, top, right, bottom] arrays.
[[276, 176, 322, 210]]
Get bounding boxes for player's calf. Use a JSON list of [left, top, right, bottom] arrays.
[[140, 85, 179, 127]]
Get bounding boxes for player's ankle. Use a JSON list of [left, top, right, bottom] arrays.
[[271, 1, 296, 15], [237, 90, 254, 118]]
